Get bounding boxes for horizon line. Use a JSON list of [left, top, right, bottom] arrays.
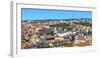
[[21, 18, 92, 21]]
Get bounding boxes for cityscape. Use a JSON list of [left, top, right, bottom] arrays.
[[21, 8, 92, 49]]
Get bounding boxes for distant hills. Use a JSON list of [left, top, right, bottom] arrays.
[[21, 18, 92, 22]]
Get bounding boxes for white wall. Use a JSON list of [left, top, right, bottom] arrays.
[[0, 0, 100, 58], [15, 0, 96, 7]]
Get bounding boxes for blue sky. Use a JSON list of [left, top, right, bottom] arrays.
[[21, 8, 92, 20]]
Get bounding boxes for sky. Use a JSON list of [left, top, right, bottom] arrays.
[[21, 8, 92, 20]]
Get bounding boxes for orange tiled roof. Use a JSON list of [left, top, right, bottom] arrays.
[[54, 36, 64, 38]]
